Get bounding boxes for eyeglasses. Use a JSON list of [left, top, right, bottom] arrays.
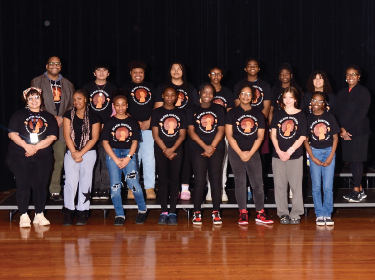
[[346, 73, 359, 77], [28, 96, 40, 101], [48, 62, 61, 66], [241, 92, 252, 96], [311, 99, 324, 105], [210, 72, 222, 77]]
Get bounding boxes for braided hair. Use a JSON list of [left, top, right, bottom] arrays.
[[70, 89, 90, 151]]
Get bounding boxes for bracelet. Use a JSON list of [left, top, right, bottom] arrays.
[[287, 147, 295, 155]]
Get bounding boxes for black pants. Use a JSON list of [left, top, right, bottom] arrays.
[[93, 142, 110, 191], [228, 147, 264, 211], [155, 145, 183, 213], [9, 152, 53, 214], [350, 162, 363, 187], [181, 139, 192, 185], [190, 148, 225, 212]]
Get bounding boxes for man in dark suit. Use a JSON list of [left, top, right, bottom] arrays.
[[31, 56, 75, 201]]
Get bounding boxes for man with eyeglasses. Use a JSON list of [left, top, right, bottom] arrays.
[[31, 56, 75, 201]]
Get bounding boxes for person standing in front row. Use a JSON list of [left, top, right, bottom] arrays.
[[31, 56, 75, 201], [83, 61, 117, 200], [121, 60, 156, 200], [151, 86, 187, 225], [155, 62, 199, 200], [270, 87, 307, 225], [187, 83, 225, 225], [62, 89, 100, 226], [226, 84, 273, 225]]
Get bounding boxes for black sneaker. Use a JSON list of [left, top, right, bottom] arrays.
[[360, 189, 367, 201], [76, 210, 89, 226], [343, 190, 357, 201], [63, 208, 75, 226], [289, 218, 300, 224], [114, 216, 125, 226], [100, 190, 110, 199], [135, 210, 147, 224], [50, 193, 63, 201], [168, 213, 178, 226], [92, 190, 100, 200], [280, 215, 290, 225], [325, 217, 334, 226], [158, 214, 168, 225], [349, 191, 361, 202]]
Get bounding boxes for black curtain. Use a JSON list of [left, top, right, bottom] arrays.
[[1, 0, 375, 190]]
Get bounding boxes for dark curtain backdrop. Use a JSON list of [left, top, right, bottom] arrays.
[[1, 0, 374, 190]]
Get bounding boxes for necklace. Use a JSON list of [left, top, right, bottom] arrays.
[[96, 81, 107, 91]]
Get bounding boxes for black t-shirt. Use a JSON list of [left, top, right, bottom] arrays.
[[226, 106, 266, 151], [82, 81, 117, 124], [101, 116, 140, 149], [213, 86, 235, 110], [155, 82, 199, 111], [121, 81, 155, 124], [186, 103, 225, 150], [271, 85, 305, 111], [233, 79, 271, 112], [270, 110, 307, 159], [307, 111, 340, 149], [8, 109, 58, 156], [151, 106, 187, 148], [63, 109, 101, 151], [304, 92, 337, 116], [50, 80, 62, 114]]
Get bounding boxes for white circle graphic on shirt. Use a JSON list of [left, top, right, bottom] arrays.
[[278, 118, 297, 139], [24, 116, 48, 135], [90, 90, 110, 111], [236, 115, 258, 136], [131, 86, 152, 105]]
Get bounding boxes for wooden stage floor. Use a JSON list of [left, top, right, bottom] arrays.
[[0, 194, 375, 279]]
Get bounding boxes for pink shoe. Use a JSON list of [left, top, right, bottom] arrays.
[[180, 190, 191, 200]]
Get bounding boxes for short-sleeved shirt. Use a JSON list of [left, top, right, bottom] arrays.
[[151, 106, 187, 148], [121, 81, 155, 124], [213, 86, 235, 110], [63, 109, 101, 151], [304, 92, 337, 116], [226, 106, 265, 151], [186, 103, 225, 150], [8, 109, 58, 156], [155, 82, 199, 111], [82, 81, 117, 124], [270, 110, 307, 159], [233, 79, 271, 112], [307, 111, 340, 149], [101, 116, 140, 149]]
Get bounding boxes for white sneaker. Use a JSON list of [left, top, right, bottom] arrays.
[[222, 191, 228, 202], [33, 213, 50, 226], [20, 213, 31, 228]]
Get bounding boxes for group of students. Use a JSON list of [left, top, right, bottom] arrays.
[[8, 56, 371, 228]]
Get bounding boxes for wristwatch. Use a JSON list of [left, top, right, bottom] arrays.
[[126, 154, 133, 159]]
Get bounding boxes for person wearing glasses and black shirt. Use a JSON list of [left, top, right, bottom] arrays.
[[31, 56, 75, 201]]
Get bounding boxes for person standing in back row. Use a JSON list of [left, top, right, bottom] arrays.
[[31, 56, 75, 201], [121, 60, 156, 200]]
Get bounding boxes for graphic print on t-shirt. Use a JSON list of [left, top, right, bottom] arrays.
[[310, 120, 331, 141], [130, 86, 152, 105], [277, 117, 298, 139], [51, 83, 62, 103], [235, 115, 258, 136], [159, 114, 181, 137], [24, 116, 48, 135], [111, 124, 133, 142], [251, 86, 264, 107], [175, 89, 188, 109], [90, 90, 110, 111], [195, 112, 217, 133], [213, 96, 227, 108]]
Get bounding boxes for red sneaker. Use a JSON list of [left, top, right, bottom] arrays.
[[212, 211, 222, 225], [255, 209, 274, 224], [238, 209, 248, 225], [192, 211, 202, 225]]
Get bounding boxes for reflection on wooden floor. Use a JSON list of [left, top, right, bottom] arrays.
[[1, 207, 375, 279]]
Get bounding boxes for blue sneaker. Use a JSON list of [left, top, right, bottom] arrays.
[[168, 213, 178, 226], [158, 214, 168, 225]]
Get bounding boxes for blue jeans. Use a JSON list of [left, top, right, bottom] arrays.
[[309, 147, 335, 218], [137, 130, 155, 190], [106, 148, 147, 217]]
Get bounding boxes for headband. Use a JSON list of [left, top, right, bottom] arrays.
[[23, 87, 42, 100]]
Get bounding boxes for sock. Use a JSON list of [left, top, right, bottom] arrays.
[[162, 212, 168, 215], [181, 184, 189, 192]]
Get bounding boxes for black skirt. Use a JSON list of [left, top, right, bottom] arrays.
[[341, 134, 369, 162]]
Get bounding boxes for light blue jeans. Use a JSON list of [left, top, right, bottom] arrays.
[[106, 149, 146, 217], [309, 147, 335, 218], [137, 130, 155, 190]]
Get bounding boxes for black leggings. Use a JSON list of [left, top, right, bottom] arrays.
[[155, 145, 183, 213], [10, 153, 53, 214], [181, 139, 192, 185], [190, 148, 225, 212], [350, 162, 363, 187]]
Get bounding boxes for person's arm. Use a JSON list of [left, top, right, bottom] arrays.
[[225, 124, 249, 161], [304, 138, 323, 166], [188, 125, 216, 157], [34, 135, 57, 151], [234, 98, 240, 107], [248, 128, 265, 157], [8, 132, 37, 156], [154, 102, 164, 108], [152, 126, 167, 151], [268, 106, 274, 125], [73, 122, 100, 159], [102, 140, 126, 169], [210, 126, 224, 150], [270, 128, 290, 161], [140, 116, 152, 130], [286, 136, 307, 158], [63, 117, 77, 155], [262, 100, 271, 119], [322, 134, 338, 167]]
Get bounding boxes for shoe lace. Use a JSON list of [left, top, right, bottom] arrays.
[[240, 213, 248, 221], [212, 211, 221, 220], [194, 212, 201, 220]]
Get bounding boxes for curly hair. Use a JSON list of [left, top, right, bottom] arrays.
[[127, 60, 147, 71], [345, 64, 361, 75], [306, 70, 333, 94]]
